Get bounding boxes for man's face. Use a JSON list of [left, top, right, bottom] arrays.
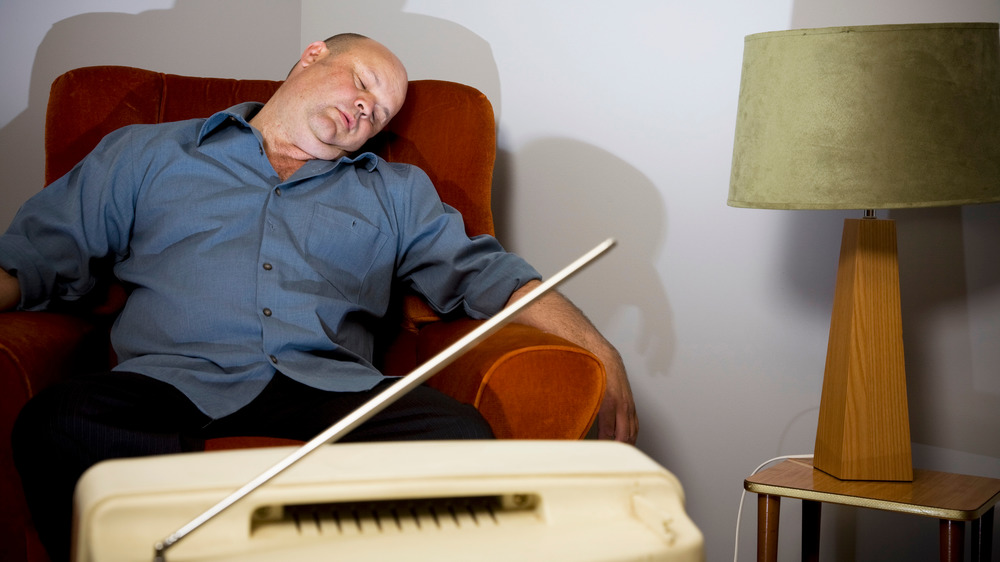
[[284, 39, 408, 161]]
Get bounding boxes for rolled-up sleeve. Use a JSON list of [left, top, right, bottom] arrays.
[[388, 164, 540, 319], [0, 127, 138, 310]]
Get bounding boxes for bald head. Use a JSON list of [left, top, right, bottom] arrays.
[[253, 34, 409, 175]]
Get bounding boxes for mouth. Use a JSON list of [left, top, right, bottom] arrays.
[[338, 109, 356, 131]]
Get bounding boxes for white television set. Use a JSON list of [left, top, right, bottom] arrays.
[[73, 440, 704, 561]]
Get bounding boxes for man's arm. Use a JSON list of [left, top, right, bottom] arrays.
[[507, 280, 638, 444], [1, 268, 21, 312]]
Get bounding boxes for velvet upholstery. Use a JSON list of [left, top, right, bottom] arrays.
[[0, 66, 605, 562]]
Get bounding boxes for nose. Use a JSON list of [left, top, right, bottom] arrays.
[[356, 91, 375, 120]]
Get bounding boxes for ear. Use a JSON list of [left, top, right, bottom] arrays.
[[298, 40, 331, 69]]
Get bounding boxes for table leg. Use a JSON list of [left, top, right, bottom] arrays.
[[801, 499, 821, 562], [757, 494, 780, 562], [939, 519, 965, 562], [972, 507, 994, 562]]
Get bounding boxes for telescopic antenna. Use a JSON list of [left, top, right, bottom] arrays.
[[152, 238, 615, 561]]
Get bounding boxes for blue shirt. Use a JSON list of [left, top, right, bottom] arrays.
[[0, 103, 540, 418]]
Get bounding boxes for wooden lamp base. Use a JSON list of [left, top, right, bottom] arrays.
[[813, 218, 913, 482]]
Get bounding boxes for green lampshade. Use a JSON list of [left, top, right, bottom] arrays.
[[729, 22, 1000, 210]]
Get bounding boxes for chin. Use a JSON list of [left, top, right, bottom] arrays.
[[301, 140, 345, 162]]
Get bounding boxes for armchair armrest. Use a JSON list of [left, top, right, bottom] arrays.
[[415, 319, 606, 439], [0, 311, 107, 562], [0, 311, 107, 417]]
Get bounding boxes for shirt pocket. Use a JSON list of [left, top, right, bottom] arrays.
[[305, 204, 389, 303]]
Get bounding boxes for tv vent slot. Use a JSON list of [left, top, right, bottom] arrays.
[[251, 494, 539, 537]]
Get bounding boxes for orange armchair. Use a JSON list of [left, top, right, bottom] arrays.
[[0, 66, 605, 562]]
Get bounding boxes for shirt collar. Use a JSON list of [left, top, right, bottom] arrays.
[[198, 102, 263, 143], [198, 102, 380, 173]]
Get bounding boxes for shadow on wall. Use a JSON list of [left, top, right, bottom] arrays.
[[315, 4, 676, 386], [892, 205, 1000, 459], [0, 0, 300, 229], [494, 139, 675, 381]]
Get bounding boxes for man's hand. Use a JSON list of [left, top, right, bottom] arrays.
[[595, 347, 638, 443], [0, 268, 20, 312], [507, 280, 638, 444]]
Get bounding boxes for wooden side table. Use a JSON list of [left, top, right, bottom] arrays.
[[744, 458, 1000, 562]]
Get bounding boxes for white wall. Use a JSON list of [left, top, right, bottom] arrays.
[[304, 2, 1000, 561], [0, 0, 301, 229], [3, 1, 1000, 560]]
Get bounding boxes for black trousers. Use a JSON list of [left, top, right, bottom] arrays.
[[11, 370, 493, 562]]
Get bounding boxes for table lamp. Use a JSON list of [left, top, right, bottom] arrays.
[[729, 22, 1000, 481]]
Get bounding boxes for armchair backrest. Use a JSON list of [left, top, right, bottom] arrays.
[[44, 66, 497, 237]]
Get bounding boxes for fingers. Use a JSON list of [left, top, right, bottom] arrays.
[[597, 397, 638, 444]]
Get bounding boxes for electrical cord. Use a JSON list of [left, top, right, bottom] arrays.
[[733, 454, 814, 562]]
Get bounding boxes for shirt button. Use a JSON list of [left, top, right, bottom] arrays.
[[263, 308, 272, 317], [275, 187, 282, 196], [269, 355, 278, 364], [263, 263, 273, 271]]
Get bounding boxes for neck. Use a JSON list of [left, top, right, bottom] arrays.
[[249, 111, 308, 182], [270, 157, 307, 183]]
